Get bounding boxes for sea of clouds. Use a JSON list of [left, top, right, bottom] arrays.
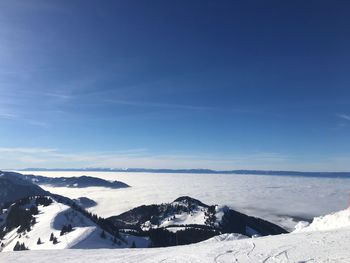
[[19, 171, 350, 230]]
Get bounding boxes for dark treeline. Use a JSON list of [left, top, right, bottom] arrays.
[[148, 227, 220, 247], [13, 241, 28, 251]]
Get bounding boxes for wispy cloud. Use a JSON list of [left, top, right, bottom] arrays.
[[0, 112, 17, 120], [106, 99, 256, 113], [336, 114, 350, 121], [44, 92, 73, 100], [0, 147, 56, 154], [106, 99, 215, 111], [0, 112, 48, 127]]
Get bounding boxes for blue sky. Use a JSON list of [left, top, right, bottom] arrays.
[[0, 0, 350, 171]]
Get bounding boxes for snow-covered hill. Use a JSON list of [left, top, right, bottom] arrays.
[[1, 221, 349, 262], [294, 208, 350, 232], [0, 197, 149, 251], [109, 196, 287, 238]]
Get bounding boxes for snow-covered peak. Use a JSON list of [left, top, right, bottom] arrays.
[[140, 197, 213, 231], [294, 208, 350, 232]]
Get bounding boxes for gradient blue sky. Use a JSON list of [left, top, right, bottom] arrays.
[[0, 0, 350, 171]]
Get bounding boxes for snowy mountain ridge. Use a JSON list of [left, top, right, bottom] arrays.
[[0, 196, 149, 252]]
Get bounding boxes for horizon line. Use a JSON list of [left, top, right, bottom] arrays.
[[5, 167, 350, 174]]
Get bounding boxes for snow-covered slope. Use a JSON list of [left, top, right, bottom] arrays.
[[0, 198, 149, 251], [294, 208, 350, 232], [200, 233, 248, 243], [1, 225, 349, 262]]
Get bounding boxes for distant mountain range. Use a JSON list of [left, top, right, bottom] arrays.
[[20, 168, 350, 178]]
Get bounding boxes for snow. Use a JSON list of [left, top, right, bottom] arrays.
[[294, 208, 350, 232], [140, 198, 211, 231], [200, 233, 248, 243], [141, 211, 207, 231], [293, 221, 310, 232], [159, 210, 206, 228], [1, 200, 100, 251], [0, 199, 150, 251], [162, 226, 187, 233], [1, 225, 350, 262], [19, 171, 350, 230], [215, 205, 228, 226]]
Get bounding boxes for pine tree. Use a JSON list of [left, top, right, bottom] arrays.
[[60, 225, 68, 236], [67, 224, 73, 232], [29, 205, 39, 215], [20, 243, 26, 250], [53, 237, 58, 244], [49, 233, 54, 241], [37, 238, 42, 245], [13, 241, 20, 251], [130, 241, 136, 248]]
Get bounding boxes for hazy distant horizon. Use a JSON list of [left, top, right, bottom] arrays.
[[6, 167, 350, 175]]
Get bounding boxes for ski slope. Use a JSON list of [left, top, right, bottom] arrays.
[[1, 226, 349, 262]]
